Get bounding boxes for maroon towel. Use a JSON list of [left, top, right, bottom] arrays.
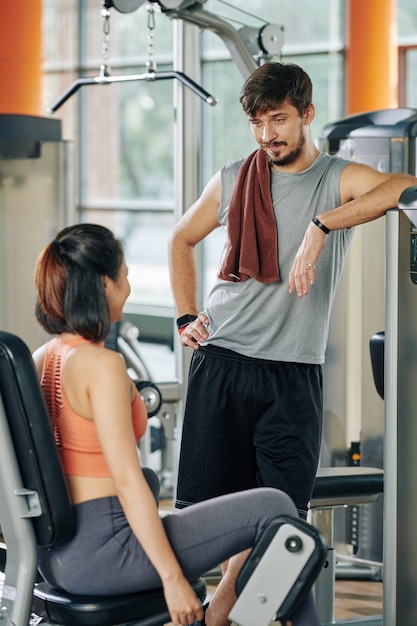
[[218, 148, 280, 284]]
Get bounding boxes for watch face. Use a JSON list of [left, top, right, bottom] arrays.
[[176, 314, 197, 328]]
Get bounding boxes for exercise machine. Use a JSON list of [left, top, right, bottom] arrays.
[[48, 0, 284, 113], [317, 108, 417, 592], [383, 186, 417, 625], [310, 467, 383, 626], [0, 114, 74, 352], [0, 329, 326, 626]]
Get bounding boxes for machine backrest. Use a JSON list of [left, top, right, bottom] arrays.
[[370, 331, 385, 400], [0, 330, 74, 547]]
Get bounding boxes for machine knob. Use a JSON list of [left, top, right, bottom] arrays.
[[285, 535, 303, 553], [136, 381, 163, 417]]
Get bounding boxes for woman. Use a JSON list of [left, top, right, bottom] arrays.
[[33, 223, 320, 626]]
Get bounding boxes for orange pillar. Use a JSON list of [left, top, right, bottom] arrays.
[[0, 1, 43, 114], [346, 0, 398, 114]]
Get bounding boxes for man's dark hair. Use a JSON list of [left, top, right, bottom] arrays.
[[239, 62, 313, 118]]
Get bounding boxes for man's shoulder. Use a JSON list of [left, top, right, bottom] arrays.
[[315, 150, 347, 163], [314, 151, 352, 174], [221, 157, 246, 174], [220, 158, 246, 192]]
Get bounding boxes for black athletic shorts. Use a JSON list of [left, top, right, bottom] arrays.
[[175, 344, 323, 517]]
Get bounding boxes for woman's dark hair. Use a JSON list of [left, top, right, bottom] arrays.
[[35, 223, 124, 342], [239, 62, 313, 118]]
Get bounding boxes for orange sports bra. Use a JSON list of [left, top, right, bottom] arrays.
[[40, 336, 148, 477]]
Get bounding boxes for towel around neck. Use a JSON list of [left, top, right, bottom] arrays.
[[218, 148, 280, 284]]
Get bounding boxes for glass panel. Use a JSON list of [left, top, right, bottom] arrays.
[[267, 0, 344, 48], [42, 0, 78, 66], [79, 70, 175, 203], [42, 0, 79, 135], [405, 49, 417, 107], [201, 60, 253, 175], [398, 0, 417, 42], [79, 209, 175, 309], [286, 53, 344, 137], [202, 0, 344, 54]]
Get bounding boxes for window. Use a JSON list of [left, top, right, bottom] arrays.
[[403, 49, 417, 107], [398, 0, 417, 109], [398, 0, 417, 41]]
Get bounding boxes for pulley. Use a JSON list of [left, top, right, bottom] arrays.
[[102, 1, 205, 15], [239, 23, 285, 61], [103, 0, 146, 13], [136, 381, 163, 418]]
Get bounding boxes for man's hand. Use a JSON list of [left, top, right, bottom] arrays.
[[179, 312, 210, 349], [288, 221, 328, 298]]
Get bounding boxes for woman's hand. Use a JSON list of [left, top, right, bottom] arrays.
[[288, 221, 328, 298], [179, 312, 210, 350], [163, 575, 204, 625]]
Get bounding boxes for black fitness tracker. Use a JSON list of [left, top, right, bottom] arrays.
[[176, 314, 198, 329]]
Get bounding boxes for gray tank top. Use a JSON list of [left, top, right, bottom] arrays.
[[202, 152, 353, 364]]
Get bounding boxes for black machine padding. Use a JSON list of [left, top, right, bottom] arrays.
[[0, 330, 74, 547]]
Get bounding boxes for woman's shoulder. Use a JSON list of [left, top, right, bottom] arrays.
[[32, 341, 49, 378], [68, 341, 127, 382], [67, 339, 120, 362]]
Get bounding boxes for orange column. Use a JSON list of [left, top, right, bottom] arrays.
[[0, 1, 43, 114], [346, 0, 398, 114]]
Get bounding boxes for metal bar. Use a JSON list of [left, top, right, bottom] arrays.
[[164, 7, 257, 77], [48, 70, 217, 113]]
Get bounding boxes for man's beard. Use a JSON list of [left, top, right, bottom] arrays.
[[268, 132, 306, 167]]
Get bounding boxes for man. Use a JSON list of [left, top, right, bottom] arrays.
[[168, 62, 416, 520]]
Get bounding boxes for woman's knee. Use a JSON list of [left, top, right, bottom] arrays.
[[256, 487, 298, 518]]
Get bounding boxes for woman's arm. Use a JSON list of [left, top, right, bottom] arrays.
[[88, 350, 204, 625]]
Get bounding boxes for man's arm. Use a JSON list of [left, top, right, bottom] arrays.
[[319, 164, 417, 230], [168, 170, 222, 348], [288, 163, 417, 298]]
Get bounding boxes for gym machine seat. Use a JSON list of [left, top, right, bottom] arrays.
[[0, 330, 327, 626]]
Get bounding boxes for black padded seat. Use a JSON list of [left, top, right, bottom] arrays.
[[33, 578, 207, 626], [311, 466, 384, 508]]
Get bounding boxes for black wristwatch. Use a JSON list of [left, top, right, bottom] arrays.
[[176, 314, 198, 329]]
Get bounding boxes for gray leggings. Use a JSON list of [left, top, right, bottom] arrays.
[[38, 469, 319, 625]]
